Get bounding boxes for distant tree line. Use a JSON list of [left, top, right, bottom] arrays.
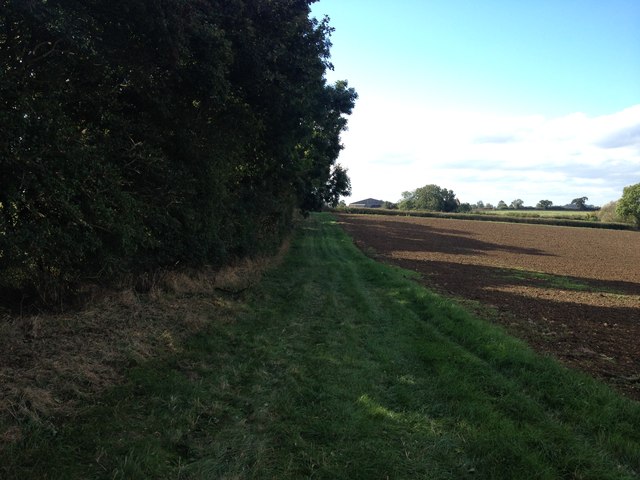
[[484, 197, 596, 211], [0, 1, 356, 306], [393, 185, 599, 215], [391, 182, 640, 228], [471, 196, 598, 211]]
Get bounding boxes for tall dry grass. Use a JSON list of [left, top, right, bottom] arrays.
[[0, 238, 291, 450]]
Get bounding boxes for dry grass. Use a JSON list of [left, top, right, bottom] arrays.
[[0, 239, 290, 450]]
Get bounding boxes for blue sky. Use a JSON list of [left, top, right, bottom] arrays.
[[310, 0, 640, 206]]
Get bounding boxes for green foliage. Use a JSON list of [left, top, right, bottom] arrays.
[[497, 200, 508, 210], [458, 202, 472, 213], [0, 0, 356, 305], [598, 201, 626, 223], [617, 183, 640, 227], [571, 196, 589, 210], [536, 199, 553, 209], [297, 80, 358, 213], [398, 184, 459, 212], [510, 198, 524, 209]]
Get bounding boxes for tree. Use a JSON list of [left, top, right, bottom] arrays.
[[616, 183, 640, 227], [476, 200, 485, 209], [510, 199, 524, 209], [415, 184, 449, 211], [597, 201, 624, 223], [458, 203, 472, 213], [571, 197, 589, 210], [398, 191, 416, 210], [296, 81, 358, 213], [537, 200, 553, 209], [0, 0, 357, 306], [485, 202, 494, 209], [398, 184, 459, 212], [497, 200, 508, 210], [324, 164, 352, 208]]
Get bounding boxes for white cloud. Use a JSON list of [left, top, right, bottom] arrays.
[[339, 96, 640, 206]]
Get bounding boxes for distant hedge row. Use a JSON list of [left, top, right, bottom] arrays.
[[1, 1, 356, 306], [336, 208, 637, 231]]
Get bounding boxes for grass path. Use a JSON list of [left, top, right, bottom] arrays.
[[3, 213, 640, 479]]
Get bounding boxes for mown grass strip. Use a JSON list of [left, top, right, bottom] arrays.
[[2, 212, 639, 479]]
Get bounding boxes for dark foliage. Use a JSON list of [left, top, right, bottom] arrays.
[[0, 0, 356, 306]]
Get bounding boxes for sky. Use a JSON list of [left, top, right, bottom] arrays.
[[310, 0, 640, 207]]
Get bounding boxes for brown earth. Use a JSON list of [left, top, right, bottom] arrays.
[[336, 213, 640, 401]]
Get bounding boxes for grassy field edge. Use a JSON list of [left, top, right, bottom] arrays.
[[334, 207, 637, 231], [2, 212, 639, 479]]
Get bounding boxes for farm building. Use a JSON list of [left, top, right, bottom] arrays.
[[349, 198, 383, 208]]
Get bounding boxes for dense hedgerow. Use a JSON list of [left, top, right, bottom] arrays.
[[0, 0, 356, 306]]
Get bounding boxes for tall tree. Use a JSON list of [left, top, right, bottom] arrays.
[[398, 184, 459, 212], [510, 199, 524, 209], [616, 184, 640, 227], [571, 197, 589, 210], [0, 0, 356, 306], [297, 80, 358, 213]]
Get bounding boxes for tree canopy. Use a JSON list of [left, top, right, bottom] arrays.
[[399, 185, 459, 212], [0, 0, 356, 305], [617, 183, 640, 227], [571, 197, 589, 210], [510, 199, 524, 210]]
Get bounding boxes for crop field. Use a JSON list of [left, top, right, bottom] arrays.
[[476, 209, 596, 220], [336, 213, 640, 400]]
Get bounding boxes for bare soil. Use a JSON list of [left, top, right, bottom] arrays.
[[336, 213, 640, 401]]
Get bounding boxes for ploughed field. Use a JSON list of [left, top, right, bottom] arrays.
[[336, 213, 640, 400]]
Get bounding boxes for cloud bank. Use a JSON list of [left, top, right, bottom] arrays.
[[339, 98, 640, 206]]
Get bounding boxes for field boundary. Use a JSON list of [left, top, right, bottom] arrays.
[[334, 207, 637, 231]]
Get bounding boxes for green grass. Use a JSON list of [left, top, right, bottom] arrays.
[[3, 212, 639, 479], [496, 268, 592, 291], [494, 267, 627, 295], [480, 210, 597, 220]]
